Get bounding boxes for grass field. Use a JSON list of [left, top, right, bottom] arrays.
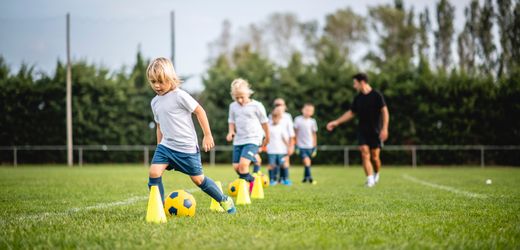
[[1, 165, 519, 249]]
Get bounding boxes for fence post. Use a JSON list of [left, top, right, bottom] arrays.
[[412, 146, 417, 168], [13, 147, 17, 167], [210, 148, 216, 166], [79, 147, 83, 167], [343, 147, 349, 167], [480, 146, 485, 168], [144, 146, 149, 167]]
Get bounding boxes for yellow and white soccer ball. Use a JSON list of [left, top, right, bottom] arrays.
[[164, 190, 196, 217], [261, 173, 269, 188], [228, 179, 240, 197]]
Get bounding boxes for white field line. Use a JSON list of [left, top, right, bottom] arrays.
[[2, 183, 226, 225], [402, 174, 487, 199]]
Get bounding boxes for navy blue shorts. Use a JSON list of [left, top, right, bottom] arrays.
[[151, 144, 203, 176], [232, 144, 259, 163], [268, 154, 286, 167], [299, 148, 314, 159]]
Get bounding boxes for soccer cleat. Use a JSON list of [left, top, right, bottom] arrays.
[[270, 180, 278, 186], [365, 181, 375, 188], [302, 178, 308, 183], [282, 179, 293, 186], [308, 178, 317, 185], [374, 173, 380, 183], [220, 196, 237, 214]]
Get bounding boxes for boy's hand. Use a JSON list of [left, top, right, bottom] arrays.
[[311, 147, 317, 158], [226, 132, 234, 142], [202, 135, 215, 152], [288, 146, 295, 156], [326, 120, 338, 131], [261, 136, 269, 148]]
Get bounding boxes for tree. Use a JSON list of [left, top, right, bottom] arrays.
[[323, 7, 367, 58], [367, 0, 417, 68], [477, 0, 496, 75], [496, 0, 514, 77], [457, 0, 479, 73], [265, 13, 300, 64], [434, 0, 455, 70], [418, 7, 431, 60]]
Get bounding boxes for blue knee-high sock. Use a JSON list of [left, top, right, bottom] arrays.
[[148, 176, 165, 203], [239, 173, 255, 183], [273, 165, 280, 181], [280, 166, 286, 180], [304, 166, 311, 179], [253, 164, 261, 173], [283, 167, 289, 180], [199, 177, 226, 202]]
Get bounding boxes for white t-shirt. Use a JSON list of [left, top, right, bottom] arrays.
[[267, 120, 289, 154], [151, 88, 200, 153], [269, 112, 295, 138], [228, 100, 268, 146], [294, 115, 318, 149]]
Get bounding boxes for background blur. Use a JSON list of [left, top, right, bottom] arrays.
[[1, 0, 519, 165]]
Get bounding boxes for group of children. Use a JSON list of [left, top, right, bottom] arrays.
[[146, 57, 319, 215], [227, 80, 318, 189]]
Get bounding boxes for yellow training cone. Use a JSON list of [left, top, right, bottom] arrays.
[[146, 185, 167, 223], [236, 179, 251, 205], [251, 174, 264, 199], [210, 181, 225, 212]]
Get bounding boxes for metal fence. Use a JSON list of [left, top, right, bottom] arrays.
[[1, 145, 519, 167]]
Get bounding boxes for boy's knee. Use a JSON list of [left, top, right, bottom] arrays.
[[191, 175, 205, 186], [149, 165, 165, 178], [371, 155, 380, 162]]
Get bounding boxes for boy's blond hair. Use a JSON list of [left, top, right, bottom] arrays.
[[230, 78, 254, 98], [146, 57, 181, 88]]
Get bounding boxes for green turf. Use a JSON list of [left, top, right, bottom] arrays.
[[0, 165, 519, 249]]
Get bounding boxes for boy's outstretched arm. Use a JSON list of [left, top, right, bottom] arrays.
[[261, 123, 270, 147], [193, 105, 215, 152], [326, 110, 355, 131], [156, 123, 163, 144]]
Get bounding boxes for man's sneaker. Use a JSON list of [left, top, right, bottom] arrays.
[[282, 179, 293, 186], [220, 196, 236, 214]]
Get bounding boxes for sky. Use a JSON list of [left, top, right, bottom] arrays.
[[0, 0, 472, 92]]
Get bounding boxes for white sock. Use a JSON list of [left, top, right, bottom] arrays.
[[374, 173, 380, 183], [367, 175, 374, 184]]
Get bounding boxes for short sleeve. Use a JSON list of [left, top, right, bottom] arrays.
[[293, 117, 300, 129], [351, 96, 358, 114], [151, 99, 159, 123], [256, 103, 269, 124], [228, 103, 235, 123], [179, 90, 199, 113], [312, 119, 318, 132], [286, 114, 295, 137]]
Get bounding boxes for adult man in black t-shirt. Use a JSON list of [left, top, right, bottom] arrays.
[[326, 73, 389, 187]]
